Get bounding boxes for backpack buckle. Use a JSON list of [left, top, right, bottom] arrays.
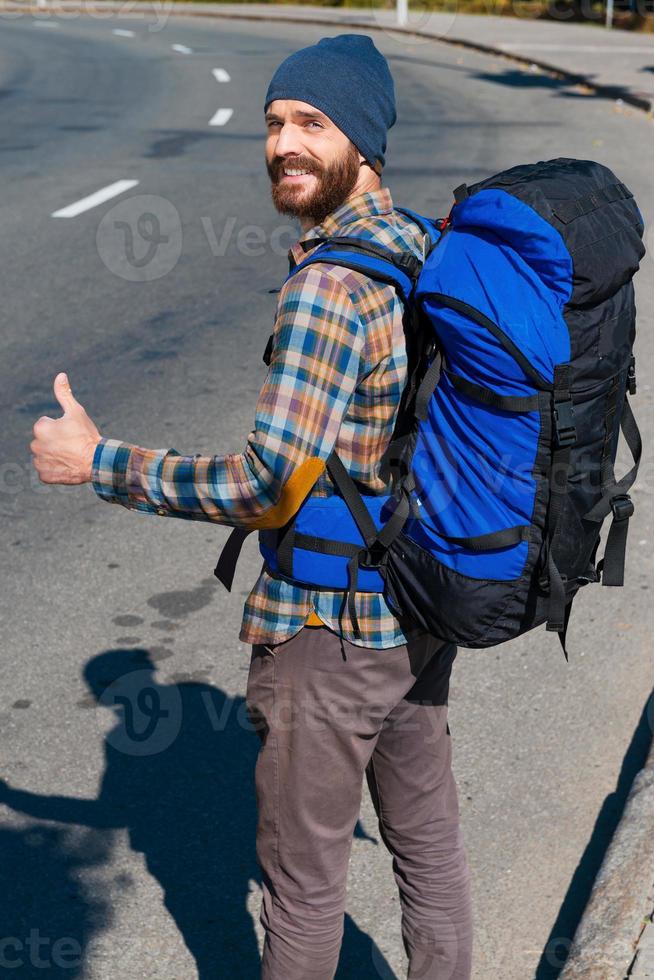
[[628, 356, 637, 396], [359, 542, 386, 569], [553, 398, 577, 448], [395, 252, 422, 280], [610, 494, 634, 522]]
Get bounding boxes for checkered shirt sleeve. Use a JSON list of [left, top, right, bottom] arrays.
[[92, 265, 366, 524]]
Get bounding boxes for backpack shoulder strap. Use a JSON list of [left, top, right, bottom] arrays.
[[286, 237, 421, 308]]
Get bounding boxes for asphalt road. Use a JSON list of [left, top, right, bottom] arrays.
[[0, 12, 653, 979]]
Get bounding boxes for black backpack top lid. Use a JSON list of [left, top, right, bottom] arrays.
[[464, 158, 645, 309]]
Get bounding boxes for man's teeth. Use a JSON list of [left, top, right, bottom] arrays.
[[284, 169, 311, 176]]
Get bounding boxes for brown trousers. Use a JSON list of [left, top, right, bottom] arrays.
[[246, 627, 473, 980]]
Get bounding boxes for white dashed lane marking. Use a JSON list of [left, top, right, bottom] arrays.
[[212, 68, 231, 83], [171, 44, 193, 55], [51, 180, 139, 218], [112, 29, 136, 38], [209, 108, 234, 126]]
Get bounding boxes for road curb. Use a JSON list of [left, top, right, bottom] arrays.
[[3, 1, 654, 117], [560, 733, 654, 979]]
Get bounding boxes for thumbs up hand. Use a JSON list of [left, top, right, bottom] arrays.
[[30, 373, 102, 485]]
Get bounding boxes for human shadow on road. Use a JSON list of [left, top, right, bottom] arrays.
[[535, 686, 654, 979], [0, 647, 396, 979], [0, 824, 111, 978]]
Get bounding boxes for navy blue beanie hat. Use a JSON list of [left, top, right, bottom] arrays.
[[264, 34, 396, 176]]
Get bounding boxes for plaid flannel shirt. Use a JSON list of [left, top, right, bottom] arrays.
[[92, 186, 426, 648]]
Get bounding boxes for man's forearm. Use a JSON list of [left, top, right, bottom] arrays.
[[91, 437, 297, 528]]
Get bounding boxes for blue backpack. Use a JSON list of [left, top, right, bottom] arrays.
[[216, 158, 644, 658]]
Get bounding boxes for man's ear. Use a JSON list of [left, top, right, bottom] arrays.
[[358, 155, 383, 179]]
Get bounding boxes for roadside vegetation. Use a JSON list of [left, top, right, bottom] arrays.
[[170, 0, 654, 31]]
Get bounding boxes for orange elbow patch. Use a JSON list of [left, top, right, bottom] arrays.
[[250, 457, 326, 530]]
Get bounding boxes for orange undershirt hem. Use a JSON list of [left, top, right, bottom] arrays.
[[304, 611, 324, 627]]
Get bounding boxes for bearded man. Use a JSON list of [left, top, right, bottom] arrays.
[[30, 33, 473, 980]]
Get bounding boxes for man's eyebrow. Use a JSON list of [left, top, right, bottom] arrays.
[[265, 110, 329, 122]]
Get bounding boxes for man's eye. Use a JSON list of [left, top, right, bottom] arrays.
[[266, 120, 323, 130]]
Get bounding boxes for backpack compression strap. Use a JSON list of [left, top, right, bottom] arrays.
[[318, 452, 415, 639], [542, 364, 576, 660], [584, 378, 641, 586]]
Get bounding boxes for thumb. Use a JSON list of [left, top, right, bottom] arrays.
[[53, 372, 80, 415]]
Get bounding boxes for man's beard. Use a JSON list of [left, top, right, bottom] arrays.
[[267, 142, 362, 228]]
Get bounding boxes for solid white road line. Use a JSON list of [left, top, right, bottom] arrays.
[[112, 28, 136, 37], [171, 44, 193, 54], [51, 179, 139, 218], [212, 68, 231, 83], [500, 42, 654, 53], [34, 19, 59, 27], [208, 108, 234, 126]]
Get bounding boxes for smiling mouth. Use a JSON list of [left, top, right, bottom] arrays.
[[279, 168, 317, 181]]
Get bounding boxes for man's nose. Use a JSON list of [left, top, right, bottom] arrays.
[[273, 123, 305, 158]]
